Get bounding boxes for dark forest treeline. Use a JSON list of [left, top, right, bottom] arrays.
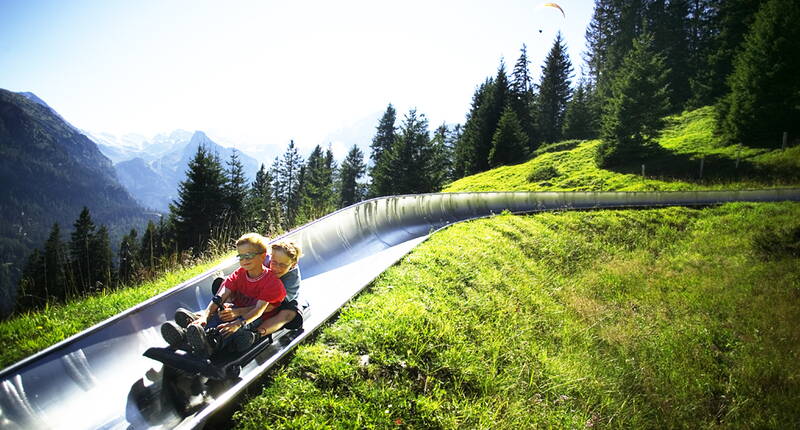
[[12, 0, 798, 316], [16, 142, 369, 313], [452, 0, 798, 171]]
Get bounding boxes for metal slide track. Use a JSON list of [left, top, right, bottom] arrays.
[[1, 190, 798, 429]]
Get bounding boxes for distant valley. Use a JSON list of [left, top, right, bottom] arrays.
[[88, 130, 261, 212]]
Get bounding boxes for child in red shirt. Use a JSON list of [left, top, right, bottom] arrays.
[[161, 233, 285, 357]]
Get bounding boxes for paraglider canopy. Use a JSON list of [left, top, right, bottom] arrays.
[[542, 2, 565, 19], [536, 2, 565, 34]]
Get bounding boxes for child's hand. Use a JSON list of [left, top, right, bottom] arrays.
[[218, 320, 242, 337], [219, 305, 237, 322]]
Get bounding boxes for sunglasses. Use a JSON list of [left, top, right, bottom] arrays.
[[236, 252, 263, 260]]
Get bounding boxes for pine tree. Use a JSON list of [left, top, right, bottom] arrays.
[[429, 123, 455, 189], [584, 0, 648, 104], [171, 144, 227, 253], [454, 79, 493, 177], [387, 109, 435, 194], [43, 223, 71, 300], [248, 164, 281, 236], [482, 60, 512, 168], [0, 263, 14, 317], [299, 145, 337, 222], [19, 249, 45, 308], [370, 104, 397, 169], [489, 107, 529, 168], [716, 0, 800, 147], [90, 225, 114, 292], [339, 144, 367, 207], [269, 156, 285, 229], [118, 228, 140, 283], [223, 150, 249, 232], [510, 44, 538, 151], [369, 106, 399, 198], [70, 207, 95, 293], [702, 0, 764, 106], [274, 141, 304, 229], [138, 220, 160, 274], [563, 79, 597, 140], [599, 31, 671, 166], [646, 0, 692, 112], [537, 32, 574, 144]]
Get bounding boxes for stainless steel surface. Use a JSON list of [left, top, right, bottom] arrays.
[[1, 190, 798, 429]]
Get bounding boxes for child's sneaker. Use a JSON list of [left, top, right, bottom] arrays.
[[232, 330, 257, 352], [186, 324, 214, 358], [161, 321, 187, 348], [174, 308, 198, 328]]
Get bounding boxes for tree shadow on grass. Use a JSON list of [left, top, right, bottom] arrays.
[[604, 144, 796, 184]]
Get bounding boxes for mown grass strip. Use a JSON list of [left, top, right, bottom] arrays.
[[234, 202, 799, 429], [0, 256, 229, 369]]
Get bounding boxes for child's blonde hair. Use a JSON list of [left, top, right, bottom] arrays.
[[271, 240, 303, 264], [235, 233, 269, 254]]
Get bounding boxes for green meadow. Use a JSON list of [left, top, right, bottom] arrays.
[[444, 107, 800, 193], [234, 203, 799, 429]]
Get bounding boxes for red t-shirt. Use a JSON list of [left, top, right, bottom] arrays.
[[222, 266, 286, 317]]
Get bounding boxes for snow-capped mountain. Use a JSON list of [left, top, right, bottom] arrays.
[[91, 130, 260, 212]]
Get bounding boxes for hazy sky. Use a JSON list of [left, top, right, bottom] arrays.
[[1, 0, 594, 161]]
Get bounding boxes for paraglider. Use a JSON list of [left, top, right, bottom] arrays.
[[537, 2, 565, 34], [542, 2, 565, 19]]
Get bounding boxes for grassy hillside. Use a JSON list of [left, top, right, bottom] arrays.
[[0, 256, 228, 368], [235, 203, 800, 428], [444, 106, 800, 193]]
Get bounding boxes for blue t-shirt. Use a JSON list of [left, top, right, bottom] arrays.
[[280, 267, 301, 301], [265, 254, 301, 301]]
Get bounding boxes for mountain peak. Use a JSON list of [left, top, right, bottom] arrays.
[[188, 130, 214, 148]]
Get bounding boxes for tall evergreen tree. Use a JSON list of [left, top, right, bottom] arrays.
[[489, 107, 529, 168], [370, 104, 397, 168], [43, 223, 71, 300], [701, 0, 764, 106], [248, 164, 281, 235], [90, 225, 114, 291], [0, 263, 14, 317], [70, 207, 95, 293], [19, 249, 45, 308], [599, 31, 671, 166], [537, 32, 574, 143], [170, 144, 227, 253], [138, 220, 165, 274], [716, 0, 800, 147], [299, 145, 337, 222], [429, 123, 456, 189], [510, 44, 538, 151], [118, 228, 140, 283], [339, 144, 367, 207], [454, 79, 493, 177], [563, 79, 597, 140], [274, 141, 304, 228], [386, 109, 434, 195], [483, 60, 512, 166], [584, 0, 649, 105], [369, 106, 399, 198], [223, 150, 249, 232]]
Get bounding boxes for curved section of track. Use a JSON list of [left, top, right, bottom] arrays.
[[1, 190, 798, 429]]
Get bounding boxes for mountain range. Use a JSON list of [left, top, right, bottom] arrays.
[[89, 130, 261, 211], [0, 89, 152, 314]]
